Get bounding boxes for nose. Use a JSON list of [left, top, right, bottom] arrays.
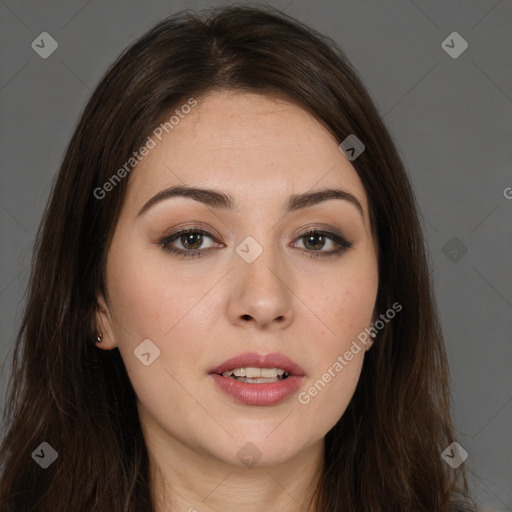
[[227, 241, 294, 330]]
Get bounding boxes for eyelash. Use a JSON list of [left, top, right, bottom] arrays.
[[157, 227, 353, 260]]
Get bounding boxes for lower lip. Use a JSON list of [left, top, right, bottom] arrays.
[[209, 374, 305, 406]]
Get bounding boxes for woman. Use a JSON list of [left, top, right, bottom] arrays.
[[0, 5, 477, 511]]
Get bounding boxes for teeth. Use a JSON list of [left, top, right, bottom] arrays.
[[222, 367, 287, 378], [261, 368, 285, 378], [236, 377, 280, 383]]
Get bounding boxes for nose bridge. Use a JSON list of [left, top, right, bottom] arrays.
[[230, 232, 293, 327]]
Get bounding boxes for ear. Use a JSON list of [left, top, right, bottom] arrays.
[[363, 312, 378, 352], [363, 338, 374, 352], [94, 293, 118, 350]]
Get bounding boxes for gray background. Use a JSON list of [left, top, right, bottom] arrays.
[[0, 0, 511, 510]]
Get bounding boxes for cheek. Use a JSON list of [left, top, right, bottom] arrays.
[[105, 243, 219, 385], [315, 263, 379, 351], [107, 268, 174, 339], [104, 251, 212, 418], [297, 264, 377, 426], [106, 239, 204, 340]]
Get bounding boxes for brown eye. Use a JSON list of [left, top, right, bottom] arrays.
[[158, 228, 219, 259], [178, 231, 204, 250], [158, 228, 352, 260], [293, 230, 353, 258]]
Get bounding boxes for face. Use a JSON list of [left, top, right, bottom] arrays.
[[96, 90, 379, 469]]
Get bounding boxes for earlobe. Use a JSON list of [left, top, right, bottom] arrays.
[[94, 333, 111, 350], [94, 295, 117, 350], [364, 317, 378, 352]]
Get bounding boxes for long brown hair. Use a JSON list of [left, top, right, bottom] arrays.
[[0, 5, 477, 511]]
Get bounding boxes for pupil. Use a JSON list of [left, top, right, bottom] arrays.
[[305, 233, 324, 250], [183, 233, 202, 250]]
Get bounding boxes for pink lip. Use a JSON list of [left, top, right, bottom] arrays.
[[208, 352, 306, 406], [209, 351, 306, 376], [209, 374, 305, 406]]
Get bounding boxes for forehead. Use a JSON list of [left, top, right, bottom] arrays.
[[126, 90, 368, 216]]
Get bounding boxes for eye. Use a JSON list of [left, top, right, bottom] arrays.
[[157, 227, 353, 259], [158, 228, 221, 259], [291, 229, 353, 258]]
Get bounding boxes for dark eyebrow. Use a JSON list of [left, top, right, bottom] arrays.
[[136, 185, 364, 218]]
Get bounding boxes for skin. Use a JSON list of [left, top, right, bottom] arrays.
[[95, 90, 379, 512]]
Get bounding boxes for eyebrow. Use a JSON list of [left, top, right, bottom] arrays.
[[136, 184, 364, 218]]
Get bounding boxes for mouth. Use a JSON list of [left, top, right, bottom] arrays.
[[208, 352, 306, 405], [209, 351, 306, 379], [218, 367, 291, 384]]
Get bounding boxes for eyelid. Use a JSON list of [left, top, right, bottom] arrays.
[[294, 223, 344, 239], [161, 227, 222, 248], [157, 224, 353, 259], [159, 222, 222, 240]]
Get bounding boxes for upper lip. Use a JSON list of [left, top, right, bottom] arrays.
[[209, 352, 306, 376]]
